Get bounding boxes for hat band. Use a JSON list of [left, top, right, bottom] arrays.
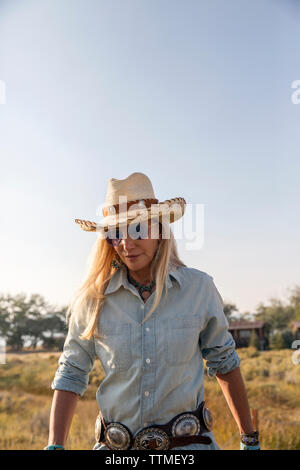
[[102, 198, 159, 217]]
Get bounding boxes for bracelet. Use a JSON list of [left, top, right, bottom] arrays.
[[240, 442, 260, 450], [44, 444, 65, 450], [240, 430, 259, 446]]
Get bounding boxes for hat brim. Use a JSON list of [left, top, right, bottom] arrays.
[[74, 197, 186, 233]]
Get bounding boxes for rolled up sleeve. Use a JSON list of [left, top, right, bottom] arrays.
[[51, 303, 96, 397], [199, 275, 241, 378]]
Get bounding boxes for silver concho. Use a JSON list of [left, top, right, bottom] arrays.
[[171, 413, 200, 437], [135, 427, 170, 450], [95, 413, 102, 442], [202, 406, 213, 431], [104, 423, 131, 450]]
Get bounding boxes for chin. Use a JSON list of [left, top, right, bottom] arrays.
[[126, 257, 147, 270], [127, 260, 144, 269]]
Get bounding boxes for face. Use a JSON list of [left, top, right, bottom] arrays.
[[108, 219, 161, 272]]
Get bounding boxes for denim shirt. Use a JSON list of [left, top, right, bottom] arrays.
[[51, 265, 241, 450]]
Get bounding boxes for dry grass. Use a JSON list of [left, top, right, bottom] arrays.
[[0, 348, 299, 450]]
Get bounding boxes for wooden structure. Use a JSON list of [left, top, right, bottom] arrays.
[[228, 321, 265, 350], [291, 321, 300, 339]]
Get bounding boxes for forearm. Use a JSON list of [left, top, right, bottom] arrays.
[[216, 366, 254, 434], [48, 389, 80, 446]]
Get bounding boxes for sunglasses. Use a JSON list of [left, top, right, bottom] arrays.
[[105, 221, 160, 247]]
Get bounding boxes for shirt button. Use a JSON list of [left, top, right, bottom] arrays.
[[144, 422, 148, 427], [146, 327, 150, 331], [141, 305, 144, 309], [144, 391, 149, 397], [146, 358, 150, 364]]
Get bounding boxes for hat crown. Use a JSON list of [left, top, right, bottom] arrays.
[[105, 172, 156, 206], [74, 172, 186, 232]]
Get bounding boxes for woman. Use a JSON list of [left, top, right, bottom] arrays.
[[46, 172, 260, 451]]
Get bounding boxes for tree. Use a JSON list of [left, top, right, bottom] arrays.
[[270, 331, 285, 350], [255, 298, 295, 338], [223, 303, 238, 322], [0, 293, 68, 351], [287, 285, 300, 321], [40, 311, 68, 350], [281, 328, 295, 349], [0, 298, 10, 338], [3, 293, 29, 351]]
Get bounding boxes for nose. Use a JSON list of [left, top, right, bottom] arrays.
[[120, 236, 136, 251]]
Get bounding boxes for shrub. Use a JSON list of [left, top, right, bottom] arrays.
[[249, 330, 260, 350], [270, 331, 285, 349]]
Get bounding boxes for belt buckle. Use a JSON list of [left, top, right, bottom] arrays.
[[95, 413, 102, 442], [104, 422, 131, 450], [171, 413, 201, 436], [135, 427, 170, 450], [202, 406, 213, 431]]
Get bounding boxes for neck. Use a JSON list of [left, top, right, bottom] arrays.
[[126, 265, 153, 285]]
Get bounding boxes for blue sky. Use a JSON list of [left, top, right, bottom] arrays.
[[0, 0, 299, 314]]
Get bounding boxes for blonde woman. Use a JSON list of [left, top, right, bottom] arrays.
[[45, 172, 260, 451]]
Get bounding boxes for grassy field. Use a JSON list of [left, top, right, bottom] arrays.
[[0, 347, 299, 450]]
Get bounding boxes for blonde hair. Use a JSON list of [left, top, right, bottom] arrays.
[[66, 221, 186, 340]]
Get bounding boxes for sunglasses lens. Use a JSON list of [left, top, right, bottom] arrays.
[[106, 227, 123, 246], [128, 222, 147, 240], [106, 221, 159, 244]]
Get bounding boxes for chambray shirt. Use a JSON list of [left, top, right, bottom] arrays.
[[51, 265, 241, 450]]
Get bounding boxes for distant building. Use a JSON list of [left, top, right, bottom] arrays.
[[228, 321, 265, 350], [291, 321, 300, 339]]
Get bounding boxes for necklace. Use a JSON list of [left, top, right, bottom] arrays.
[[126, 266, 156, 302]]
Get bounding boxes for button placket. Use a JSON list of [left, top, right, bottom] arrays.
[[141, 319, 155, 426]]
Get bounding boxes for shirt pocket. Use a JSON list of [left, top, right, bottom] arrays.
[[95, 322, 132, 373], [164, 318, 201, 366]]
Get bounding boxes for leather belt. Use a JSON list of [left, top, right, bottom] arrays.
[[95, 401, 213, 450]]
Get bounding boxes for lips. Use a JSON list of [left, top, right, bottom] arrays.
[[126, 254, 140, 259]]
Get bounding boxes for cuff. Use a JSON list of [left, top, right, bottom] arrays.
[[51, 364, 88, 397], [207, 349, 241, 378]]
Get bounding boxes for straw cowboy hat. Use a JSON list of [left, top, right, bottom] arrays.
[[74, 172, 186, 232]]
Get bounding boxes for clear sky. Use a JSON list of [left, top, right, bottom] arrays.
[[0, 0, 299, 315]]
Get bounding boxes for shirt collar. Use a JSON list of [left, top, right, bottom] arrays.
[[167, 267, 183, 289], [104, 264, 182, 295]]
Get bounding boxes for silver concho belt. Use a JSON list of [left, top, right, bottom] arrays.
[[95, 401, 213, 450]]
